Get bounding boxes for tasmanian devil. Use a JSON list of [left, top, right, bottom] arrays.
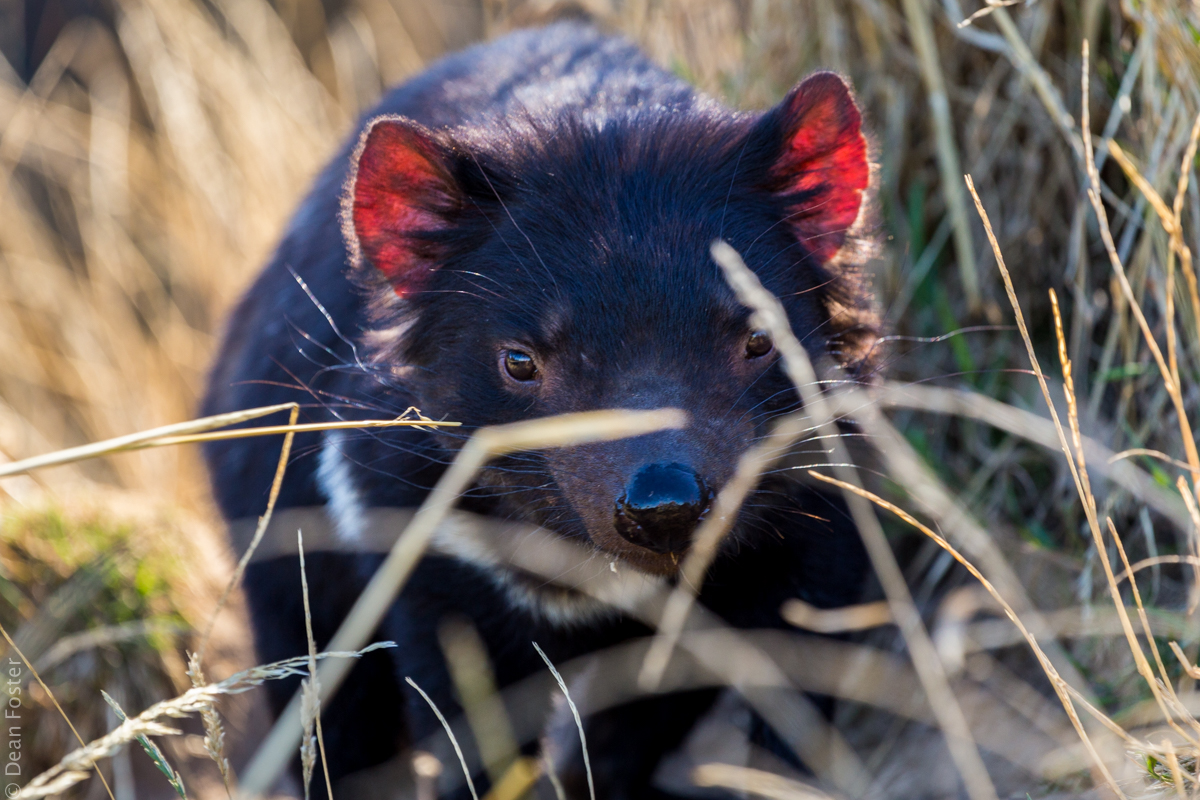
[[202, 18, 880, 800]]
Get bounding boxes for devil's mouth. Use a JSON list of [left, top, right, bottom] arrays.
[[613, 501, 712, 556], [584, 533, 693, 578], [432, 514, 670, 623]]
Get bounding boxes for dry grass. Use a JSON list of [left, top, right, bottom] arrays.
[[3, 0, 1200, 798]]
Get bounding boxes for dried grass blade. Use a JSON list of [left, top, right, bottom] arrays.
[[1106, 518, 1193, 733], [1107, 140, 1178, 232], [299, 677, 317, 800], [0, 621, 117, 800], [146, 418, 461, 447], [1051, 287, 1177, 703], [781, 599, 893, 633], [533, 642, 594, 800], [185, 653, 232, 797], [899, 0, 979, 309], [1170, 111, 1200, 340], [542, 755, 567, 800], [956, 0, 1020, 29], [406, 677, 479, 800], [1116, 555, 1200, 586], [197, 405, 299, 663], [1179, 477, 1200, 615], [1179, 477, 1200, 537], [1109, 449, 1200, 475], [0, 402, 296, 478], [480, 757, 541, 800], [298, 530, 334, 800], [964, 177, 1083, 505], [989, 7, 1082, 157], [439, 619, 520, 785], [1162, 738, 1187, 800], [692, 762, 834, 800], [1061, 57, 1200, 746], [1169, 642, 1200, 680]]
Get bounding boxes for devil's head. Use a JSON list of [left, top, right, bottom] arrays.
[[341, 73, 877, 577]]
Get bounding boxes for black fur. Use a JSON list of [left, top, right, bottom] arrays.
[[203, 21, 876, 799]]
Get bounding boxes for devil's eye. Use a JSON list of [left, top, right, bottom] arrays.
[[745, 330, 773, 359], [502, 350, 538, 382]]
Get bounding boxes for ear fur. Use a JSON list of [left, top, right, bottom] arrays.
[[753, 72, 870, 265], [746, 72, 880, 375], [341, 116, 460, 297]]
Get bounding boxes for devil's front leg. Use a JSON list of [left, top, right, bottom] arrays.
[[544, 686, 729, 800]]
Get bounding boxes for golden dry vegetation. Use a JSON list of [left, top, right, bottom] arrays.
[[1, 0, 1199, 799]]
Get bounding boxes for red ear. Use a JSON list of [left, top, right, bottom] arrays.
[[343, 117, 457, 297], [763, 72, 869, 264]]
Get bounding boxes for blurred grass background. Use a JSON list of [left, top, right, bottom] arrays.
[[1, 0, 1198, 797]]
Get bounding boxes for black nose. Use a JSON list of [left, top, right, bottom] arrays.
[[614, 462, 711, 554]]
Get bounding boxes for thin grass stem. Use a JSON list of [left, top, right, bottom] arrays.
[[533, 642, 594, 800], [406, 677, 479, 800]]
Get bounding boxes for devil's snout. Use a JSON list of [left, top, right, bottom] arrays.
[[614, 461, 711, 554]]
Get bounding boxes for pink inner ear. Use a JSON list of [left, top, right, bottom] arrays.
[[771, 73, 869, 264], [350, 120, 452, 297]]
